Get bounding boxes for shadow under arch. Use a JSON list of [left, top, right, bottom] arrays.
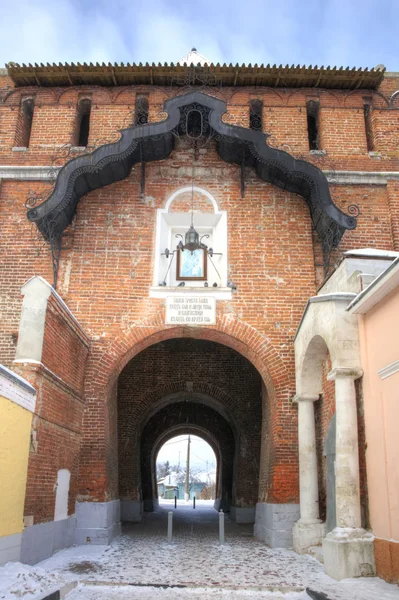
[[300, 333, 330, 397], [139, 389, 239, 513]]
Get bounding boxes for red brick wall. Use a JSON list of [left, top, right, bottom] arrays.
[[374, 538, 399, 584], [1, 72, 399, 515]]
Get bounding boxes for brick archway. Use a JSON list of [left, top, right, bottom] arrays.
[[79, 316, 297, 507], [87, 314, 291, 395]]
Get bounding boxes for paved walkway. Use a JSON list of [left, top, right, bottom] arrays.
[[37, 501, 398, 600]]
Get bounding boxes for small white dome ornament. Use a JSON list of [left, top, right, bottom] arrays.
[[178, 48, 210, 66]]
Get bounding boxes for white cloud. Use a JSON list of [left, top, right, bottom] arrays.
[[0, 0, 397, 70]]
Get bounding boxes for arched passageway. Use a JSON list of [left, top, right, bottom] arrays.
[[75, 322, 299, 549], [117, 338, 262, 524], [142, 405, 234, 512]]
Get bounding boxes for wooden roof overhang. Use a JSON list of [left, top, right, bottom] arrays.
[[7, 61, 385, 89], [27, 91, 358, 287]]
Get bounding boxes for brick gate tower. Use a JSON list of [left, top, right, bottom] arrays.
[[0, 50, 398, 582]]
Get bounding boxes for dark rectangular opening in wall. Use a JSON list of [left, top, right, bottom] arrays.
[[249, 100, 263, 131], [77, 99, 91, 147], [134, 94, 149, 125], [18, 98, 34, 148], [363, 98, 374, 152], [306, 100, 320, 150]]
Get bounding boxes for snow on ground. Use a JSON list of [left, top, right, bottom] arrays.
[[0, 561, 67, 600], [66, 583, 310, 599], [2, 503, 398, 600]]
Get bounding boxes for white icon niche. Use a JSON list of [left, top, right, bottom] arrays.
[[151, 186, 230, 298]]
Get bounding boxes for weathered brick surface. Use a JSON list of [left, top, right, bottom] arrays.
[[1, 71, 399, 525], [374, 538, 399, 584]]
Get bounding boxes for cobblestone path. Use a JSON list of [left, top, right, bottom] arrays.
[[38, 501, 399, 600]]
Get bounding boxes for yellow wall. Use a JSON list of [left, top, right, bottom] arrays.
[[0, 394, 32, 537]]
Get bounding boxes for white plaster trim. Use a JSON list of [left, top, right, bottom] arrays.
[[0, 165, 60, 180], [292, 394, 319, 403], [295, 293, 356, 341], [344, 248, 399, 259], [2, 165, 399, 186], [378, 360, 399, 380], [21, 276, 90, 345], [324, 171, 399, 185], [0, 365, 36, 412], [164, 186, 219, 212], [150, 286, 232, 300], [13, 359, 84, 401], [327, 367, 363, 381], [347, 257, 399, 314]]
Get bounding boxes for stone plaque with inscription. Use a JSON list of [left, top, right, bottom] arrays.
[[166, 296, 216, 325]]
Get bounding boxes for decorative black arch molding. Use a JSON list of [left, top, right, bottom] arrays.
[[26, 91, 358, 286]]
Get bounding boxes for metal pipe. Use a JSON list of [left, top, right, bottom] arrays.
[[193, 496, 196, 509], [219, 509, 225, 545], [174, 495, 177, 509]]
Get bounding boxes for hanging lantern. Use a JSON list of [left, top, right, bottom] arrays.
[[184, 225, 200, 252]]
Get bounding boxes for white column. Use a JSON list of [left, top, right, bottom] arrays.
[[293, 394, 325, 554], [327, 367, 362, 528], [323, 366, 375, 580], [297, 395, 320, 522]]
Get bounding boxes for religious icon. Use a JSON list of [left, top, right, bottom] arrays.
[[176, 248, 207, 281]]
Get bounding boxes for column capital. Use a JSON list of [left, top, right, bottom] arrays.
[[292, 393, 319, 404], [327, 367, 363, 381]]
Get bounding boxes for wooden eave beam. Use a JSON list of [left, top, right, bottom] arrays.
[[7, 64, 385, 90]]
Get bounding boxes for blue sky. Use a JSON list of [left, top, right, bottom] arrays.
[[0, 0, 397, 70]]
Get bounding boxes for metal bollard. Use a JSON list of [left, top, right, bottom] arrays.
[[219, 509, 225, 545], [174, 495, 177, 509], [193, 496, 196, 509], [167, 510, 173, 542]]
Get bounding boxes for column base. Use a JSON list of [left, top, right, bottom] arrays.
[[293, 520, 325, 554], [120, 500, 142, 523], [74, 500, 121, 545], [254, 503, 300, 548], [230, 506, 255, 524], [322, 527, 376, 580]]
